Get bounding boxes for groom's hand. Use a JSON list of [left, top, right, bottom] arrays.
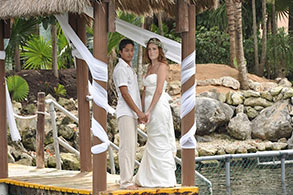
[[137, 111, 147, 124]]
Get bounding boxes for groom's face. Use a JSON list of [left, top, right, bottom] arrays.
[[120, 43, 134, 65]]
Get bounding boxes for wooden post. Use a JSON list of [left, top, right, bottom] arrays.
[[0, 20, 8, 178], [180, 3, 196, 186], [36, 92, 45, 168], [69, 13, 92, 172], [93, 2, 108, 194]]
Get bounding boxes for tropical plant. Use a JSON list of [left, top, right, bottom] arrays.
[[5, 18, 38, 71], [266, 29, 293, 78], [54, 84, 67, 97], [196, 26, 230, 64], [21, 35, 52, 70], [6, 75, 29, 102]]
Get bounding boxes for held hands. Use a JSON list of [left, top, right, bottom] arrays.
[[137, 111, 150, 124]]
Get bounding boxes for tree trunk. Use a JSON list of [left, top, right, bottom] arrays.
[[235, 0, 249, 89], [289, 4, 293, 37], [225, 0, 237, 67], [137, 18, 145, 90], [157, 12, 163, 35], [272, 0, 277, 35], [252, 0, 260, 75], [14, 44, 21, 72], [260, 0, 267, 77], [51, 24, 58, 78]]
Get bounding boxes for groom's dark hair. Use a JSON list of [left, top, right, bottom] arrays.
[[119, 39, 134, 51]]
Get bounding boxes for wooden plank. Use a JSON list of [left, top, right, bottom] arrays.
[[0, 20, 8, 179], [181, 4, 196, 186], [101, 187, 199, 195], [36, 92, 45, 168], [4, 19, 10, 39]]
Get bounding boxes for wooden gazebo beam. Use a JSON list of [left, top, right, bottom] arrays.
[[93, 1, 108, 194], [69, 13, 92, 173], [0, 19, 8, 179], [177, 0, 196, 186]]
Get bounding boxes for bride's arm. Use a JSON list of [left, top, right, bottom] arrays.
[[141, 86, 146, 112], [145, 63, 168, 115]]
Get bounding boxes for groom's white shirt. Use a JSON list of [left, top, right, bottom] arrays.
[[113, 58, 142, 119]]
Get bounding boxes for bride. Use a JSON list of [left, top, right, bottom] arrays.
[[135, 38, 177, 188]]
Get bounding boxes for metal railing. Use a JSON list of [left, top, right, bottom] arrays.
[[195, 150, 293, 195]]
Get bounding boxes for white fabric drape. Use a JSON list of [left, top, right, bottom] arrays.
[[5, 83, 21, 141], [0, 51, 5, 60], [56, 14, 110, 154], [179, 51, 197, 149], [115, 19, 181, 64]]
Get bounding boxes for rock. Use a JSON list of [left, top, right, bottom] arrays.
[[218, 93, 226, 103], [61, 153, 80, 170], [216, 147, 226, 155], [261, 82, 278, 91], [236, 146, 247, 154], [195, 97, 233, 135], [246, 107, 258, 119], [220, 76, 240, 89], [168, 81, 181, 95], [277, 78, 292, 87], [235, 104, 245, 114], [256, 143, 266, 151], [227, 113, 252, 140], [264, 141, 274, 150], [197, 145, 217, 156], [225, 144, 237, 154], [58, 97, 77, 111], [21, 129, 36, 151], [246, 144, 257, 153], [272, 142, 287, 150], [243, 90, 260, 98], [244, 97, 273, 107], [58, 125, 75, 140], [278, 138, 287, 143], [22, 103, 37, 115], [252, 100, 293, 141], [248, 81, 263, 92], [283, 88, 293, 99], [199, 90, 219, 100], [270, 86, 283, 96], [260, 91, 273, 101], [15, 153, 33, 166], [254, 106, 264, 111], [231, 92, 244, 105], [47, 155, 56, 168], [13, 101, 22, 114], [288, 132, 293, 149]]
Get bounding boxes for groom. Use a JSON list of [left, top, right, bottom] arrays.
[[113, 39, 147, 189]]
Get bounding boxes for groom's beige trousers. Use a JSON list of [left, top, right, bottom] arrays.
[[118, 116, 137, 189]]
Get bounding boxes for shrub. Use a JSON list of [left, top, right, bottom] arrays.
[[6, 75, 29, 102]]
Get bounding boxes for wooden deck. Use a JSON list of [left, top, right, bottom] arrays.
[[0, 163, 198, 195]]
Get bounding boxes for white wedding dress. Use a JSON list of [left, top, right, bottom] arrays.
[[135, 74, 177, 188]]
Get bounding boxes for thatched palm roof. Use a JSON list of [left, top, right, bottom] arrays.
[[0, 0, 91, 19], [0, 0, 216, 19]]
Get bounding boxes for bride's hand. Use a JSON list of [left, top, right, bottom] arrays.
[[145, 111, 151, 124]]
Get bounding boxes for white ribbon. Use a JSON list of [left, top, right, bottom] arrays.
[[180, 51, 197, 149], [0, 51, 5, 60], [56, 14, 110, 154], [5, 83, 21, 141]]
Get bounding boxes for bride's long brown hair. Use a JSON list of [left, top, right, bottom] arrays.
[[144, 38, 168, 65]]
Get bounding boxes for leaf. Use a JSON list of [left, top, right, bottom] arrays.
[[7, 75, 29, 102]]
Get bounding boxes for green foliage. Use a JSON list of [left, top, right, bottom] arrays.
[[54, 84, 67, 97], [195, 26, 230, 64], [150, 23, 181, 43], [5, 18, 38, 61], [6, 75, 29, 102], [21, 36, 52, 70], [266, 29, 293, 78], [57, 28, 73, 69]]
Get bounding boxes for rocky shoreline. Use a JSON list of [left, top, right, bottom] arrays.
[[7, 76, 293, 170]]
